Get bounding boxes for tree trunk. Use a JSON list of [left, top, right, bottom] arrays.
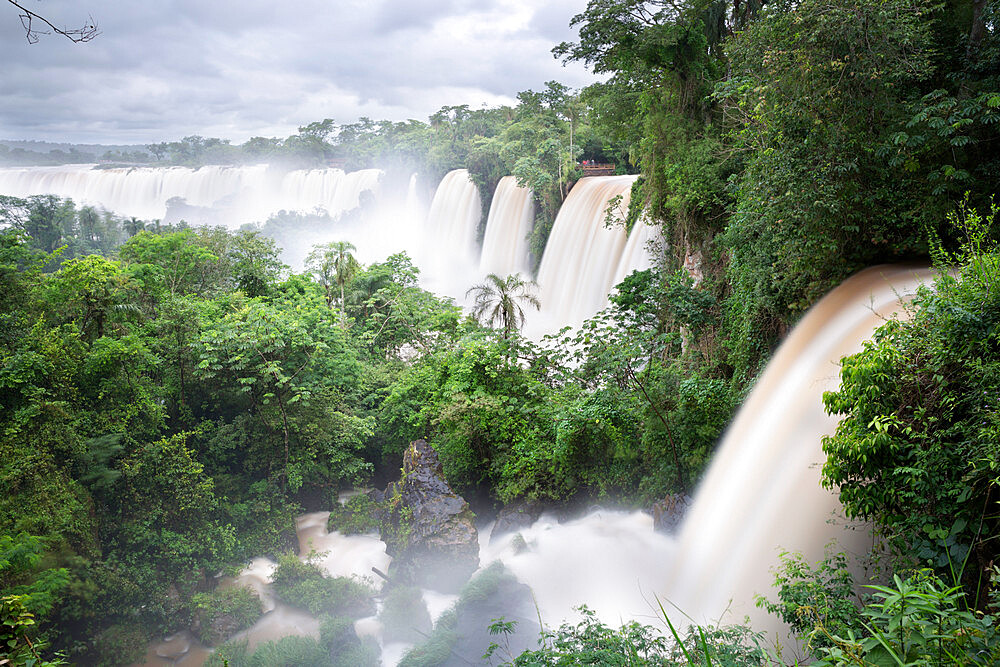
[[968, 0, 987, 56]]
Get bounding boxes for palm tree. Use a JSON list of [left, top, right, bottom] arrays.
[[465, 273, 541, 339], [305, 240, 359, 327]]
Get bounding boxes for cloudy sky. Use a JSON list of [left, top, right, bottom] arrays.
[[1, 0, 599, 145]]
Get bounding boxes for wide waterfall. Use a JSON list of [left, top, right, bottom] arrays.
[[415, 168, 483, 300], [478, 175, 534, 278], [6, 163, 936, 662], [0, 165, 658, 333], [0, 164, 382, 225]]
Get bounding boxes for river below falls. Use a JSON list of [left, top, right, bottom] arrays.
[[137, 507, 678, 666]]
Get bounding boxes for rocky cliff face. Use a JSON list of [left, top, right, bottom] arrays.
[[380, 439, 479, 591]]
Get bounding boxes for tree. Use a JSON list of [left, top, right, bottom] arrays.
[[6, 0, 98, 43], [305, 241, 359, 328], [821, 204, 1000, 597], [465, 273, 540, 339]]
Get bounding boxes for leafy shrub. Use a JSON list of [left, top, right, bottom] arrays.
[[190, 585, 262, 645], [319, 615, 380, 667], [92, 621, 147, 667], [821, 242, 1000, 587], [326, 494, 380, 535], [270, 553, 375, 618], [813, 570, 1000, 666], [501, 605, 767, 666], [755, 550, 863, 650], [206, 635, 329, 667]]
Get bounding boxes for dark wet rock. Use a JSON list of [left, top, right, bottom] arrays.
[[651, 493, 693, 533], [380, 439, 479, 591], [490, 499, 545, 541]]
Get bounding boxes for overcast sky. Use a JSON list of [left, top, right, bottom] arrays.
[[1, 0, 598, 145]]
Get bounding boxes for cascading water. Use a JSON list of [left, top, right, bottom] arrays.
[[0, 166, 655, 330], [0, 164, 382, 225], [610, 214, 661, 289], [6, 164, 919, 661], [478, 176, 534, 278], [663, 265, 935, 631], [416, 168, 483, 300], [532, 175, 639, 334]]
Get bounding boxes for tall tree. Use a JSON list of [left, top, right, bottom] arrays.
[[305, 241, 359, 327], [465, 273, 541, 339]]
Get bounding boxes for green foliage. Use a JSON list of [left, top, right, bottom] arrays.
[[91, 622, 147, 667], [207, 614, 381, 667], [270, 553, 376, 618], [210, 635, 329, 667], [190, 586, 262, 645], [399, 562, 518, 667], [1, 594, 68, 666], [326, 495, 380, 535], [813, 570, 1000, 666], [756, 550, 863, 651], [379, 584, 433, 644], [502, 605, 766, 666], [822, 239, 1000, 587], [466, 273, 541, 339]]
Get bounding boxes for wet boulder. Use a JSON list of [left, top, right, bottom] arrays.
[[490, 499, 544, 541], [381, 439, 479, 591]]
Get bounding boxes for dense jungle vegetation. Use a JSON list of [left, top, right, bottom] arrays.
[[1, 0, 998, 664]]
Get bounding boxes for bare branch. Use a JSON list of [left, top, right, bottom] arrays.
[[8, 0, 99, 44]]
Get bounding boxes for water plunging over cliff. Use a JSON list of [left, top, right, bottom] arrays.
[[0, 164, 382, 225], [0, 166, 660, 332], [531, 175, 643, 333], [478, 176, 534, 278]]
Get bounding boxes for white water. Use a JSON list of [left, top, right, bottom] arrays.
[[479, 176, 534, 278], [416, 168, 483, 300], [31, 159, 928, 658], [0, 164, 386, 225], [665, 266, 935, 628], [0, 165, 658, 334], [531, 175, 641, 334]]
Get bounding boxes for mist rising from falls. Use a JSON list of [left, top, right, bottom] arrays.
[[0, 164, 382, 225], [136, 266, 934, 667], [479, 176, 534, 277]]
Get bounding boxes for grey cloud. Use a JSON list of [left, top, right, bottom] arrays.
[[1, 0, 596, 144]]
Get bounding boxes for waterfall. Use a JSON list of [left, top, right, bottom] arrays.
[[0, 166, 656, 330], [610, 214, 660, 288], [134, 265, 934, 666], [482, 265, 935, 638], [666, 265, 935, 630], [532, 175, 639, 332], [418, 168, 482, 300], [0, 164, 382, 225], [479, 176, 534, 278]]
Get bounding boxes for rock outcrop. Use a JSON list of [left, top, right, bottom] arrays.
[[489, 499, 544, 541], [651, 493, 692, 533], [380, 439, 479, 591]]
